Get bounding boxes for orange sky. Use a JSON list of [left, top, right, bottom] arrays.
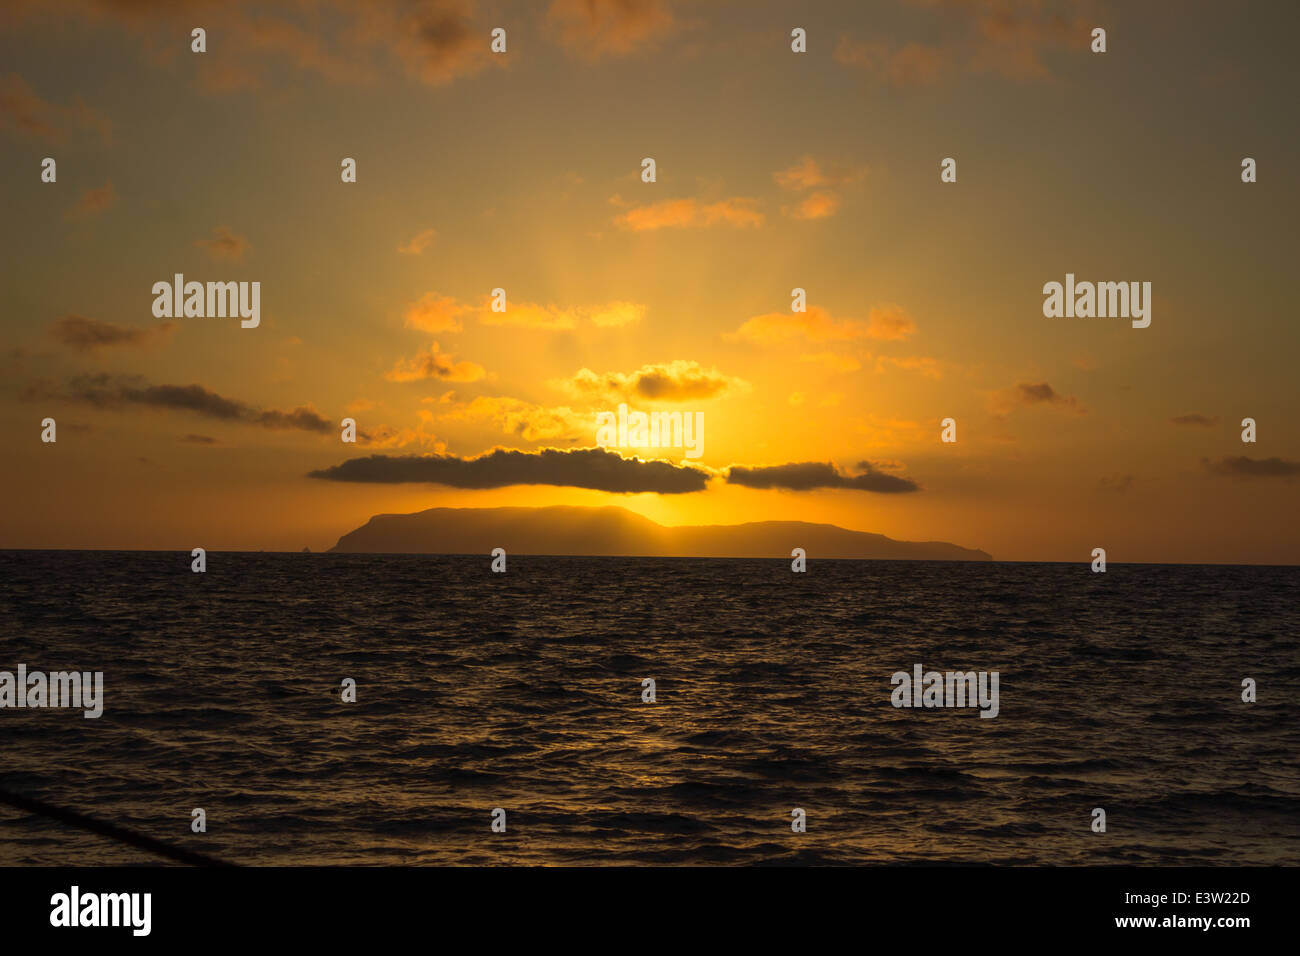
[[2, 0, 1297, 563]]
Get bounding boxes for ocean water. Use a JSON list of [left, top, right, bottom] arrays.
[[0, 551, 1297, 866]]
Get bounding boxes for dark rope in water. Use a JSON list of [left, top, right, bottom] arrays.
[[0, 788, 235, 867]]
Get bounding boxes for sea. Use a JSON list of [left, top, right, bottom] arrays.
[[1, 551, 1297, 865]]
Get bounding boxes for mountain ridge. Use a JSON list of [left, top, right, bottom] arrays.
[[329, 505, 992, 561]]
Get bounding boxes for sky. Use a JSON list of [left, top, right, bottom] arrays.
[[1, 0, 1297, 562]]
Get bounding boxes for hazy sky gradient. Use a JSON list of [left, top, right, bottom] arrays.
[[2, 0, 1297, 562]]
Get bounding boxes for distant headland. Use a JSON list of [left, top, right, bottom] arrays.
[[329, 505, 992, 561]]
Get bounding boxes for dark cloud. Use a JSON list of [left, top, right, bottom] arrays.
[[34, 373, 330, 433], [1017, 383, 1063, 404], [1171, 414, 1219, 427], [726, 460, 920, 493], [180, 433, 217, 444], [990, 381, 1085, 416], [50, 314, 175, 351], [67, 375, 247, 418], [358, 0, 497, 86], [1202, 456, 1300, 478], [309, 447, 709, 494], [253, 406, 332, 432]]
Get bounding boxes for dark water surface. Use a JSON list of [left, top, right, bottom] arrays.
[[1, 551, 1297, 865]]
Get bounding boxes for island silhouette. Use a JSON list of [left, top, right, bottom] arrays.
[[329, 505, 992, 560]]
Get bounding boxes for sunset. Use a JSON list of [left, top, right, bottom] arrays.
[[1, 0, 1295, 942], [2, 0, 1296, 562]]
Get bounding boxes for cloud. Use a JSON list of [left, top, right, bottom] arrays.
[[787, 191, 840, 220], [887, 42, 944, 84], [967, 0, 1093, 80], [615, 197, 693, 230], [155, 10, 379, 91], [49, 315, 175, 352], [838, 1, 1095, 85], [231, 2, 489, 86], [863, 305, 918, 340], [404, 293, 468, 333], [36, 373, 332, 432], [439, 395, 586, 443], [1171, 414, 1220, 427], [478, 301, 580, 330], [989, 382, 1085, 416], [360, 0, 499, 85], [66, 180, 116, 219], [835, 39, 943, 86], [232, 10, 375, 85], [66, 376, 243, 419], [588, 301, 646, 327], [554, 360, 746, 402], [253, 406, 333, 431], [615, 197, 764, 231], [774, 155, 867, 188], [0, 72, 112, 145], [726, 460, 920, 493], [180, 434, 218, 444], [397, 228, 437, 255], [354, 409, 447, 451], [10, 2, 496, 91], [774, 156, 829, 191], [309, 446, 710, 493], [385, 343, 487, 383], [1202, 456, 1300, 478], [727, 304, 916, 345], [773, 156, 866, 220], [546, 0, 678, 60], [195, 226, 251, 262]]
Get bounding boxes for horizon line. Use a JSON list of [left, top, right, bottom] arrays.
[[3, 547, 1299, 569]]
